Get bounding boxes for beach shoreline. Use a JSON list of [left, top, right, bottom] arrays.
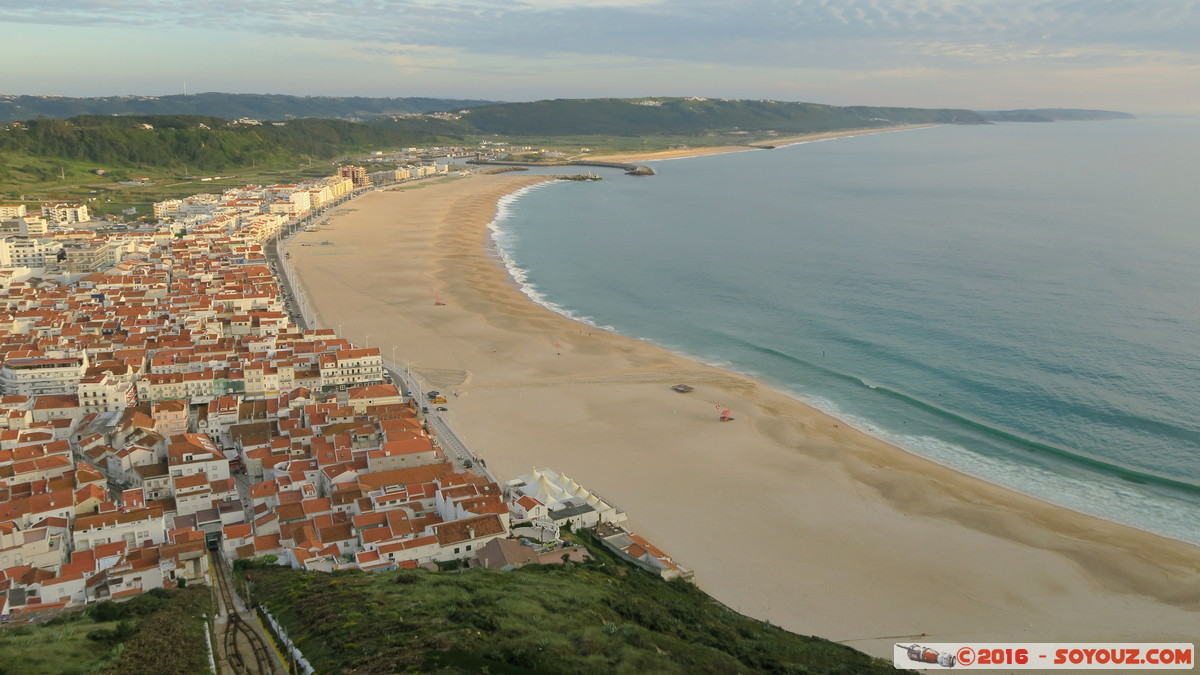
[[589, 124, 942, 163], [289, 140, 1199, 658]]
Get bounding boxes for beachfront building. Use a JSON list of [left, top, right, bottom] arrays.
[[337, 165, 371, 189], [0, 205, 28, 219], [506, 468, 627, 529], [593, 522, 692, 581], [347, 384, 404, 413], [318, 348, 385, 391]]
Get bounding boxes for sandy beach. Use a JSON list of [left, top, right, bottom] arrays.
[[289, 146, 1200, 658], [590, 124, 941, 162]]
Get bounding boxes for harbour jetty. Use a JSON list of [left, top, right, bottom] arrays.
[[469, 158, 655, 176]]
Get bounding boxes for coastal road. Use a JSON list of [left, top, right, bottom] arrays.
[[384, 360, 496, 482], [268, 192, 367, 329]]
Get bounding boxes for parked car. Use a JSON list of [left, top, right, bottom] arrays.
[[436, 406, 448, 411]]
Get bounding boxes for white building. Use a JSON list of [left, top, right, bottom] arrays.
[[72, 507, 167, 551], [77, 371, 137, 414], [318, 348, 385, 390], [153, 199, 182, 220], [0, 236, 60, 269], [0, 353, 89, 397], [0, 217, 50, 237], [41, 203, 90, 224], [507, 468, 627, 529]]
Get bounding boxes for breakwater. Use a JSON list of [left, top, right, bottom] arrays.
[[469, 158, 654, 176]]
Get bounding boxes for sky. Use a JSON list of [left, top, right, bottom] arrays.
[[2, 0, 1198, 114]]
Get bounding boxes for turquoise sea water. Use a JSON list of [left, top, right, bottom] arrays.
[[490, 119, 1200, 544]]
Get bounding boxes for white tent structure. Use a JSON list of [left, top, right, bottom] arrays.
[[509, 468, 626, 529]]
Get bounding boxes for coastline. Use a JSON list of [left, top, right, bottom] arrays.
[[589, 124, 942, 162], [290, 153, 1199, 657]]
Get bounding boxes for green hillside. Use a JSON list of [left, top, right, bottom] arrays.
[[0, 98, 986, 179], [0, 115, 460, 177], [452, 97, 983, 136], [0, 587, 210, 675], [0, 96, 987, 212], [978, 108, 1136, 122], [245, 534, 896, 674], [0, 93, 497, 123]]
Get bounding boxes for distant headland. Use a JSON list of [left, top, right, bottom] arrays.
[[978, 108, 1136, 122]]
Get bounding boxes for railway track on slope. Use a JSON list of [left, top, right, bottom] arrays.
[[211, 553, 278, 675]]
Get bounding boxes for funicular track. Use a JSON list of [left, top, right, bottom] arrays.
[[211, 553, 277, 675]]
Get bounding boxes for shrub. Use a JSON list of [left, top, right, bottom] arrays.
[[88, 602, 130, 623], [87, 619, 137, 646]]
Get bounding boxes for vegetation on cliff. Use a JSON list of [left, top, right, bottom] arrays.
[[247, 533, 896, 674], [0, 586, 210, 675]]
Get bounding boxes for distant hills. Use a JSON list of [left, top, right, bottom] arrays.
[[0, 96, 992, 180], [454, 97, 986, 135], [0, 94, 1135, 187], [0, 92, 497, 123], [0, 92, 1133, 129], [0, 92, 985, 131], [978, 108, 1136, 122]]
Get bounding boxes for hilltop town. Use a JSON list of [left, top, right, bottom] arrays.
[[0, 160, 687, 657]]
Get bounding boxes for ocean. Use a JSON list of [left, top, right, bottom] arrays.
[[489, 118, 1200, 545]]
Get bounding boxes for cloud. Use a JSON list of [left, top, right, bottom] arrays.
[[909, 41, 1200, 67], [2, 0, 1196, 59], [1, 0, 1198, 111]]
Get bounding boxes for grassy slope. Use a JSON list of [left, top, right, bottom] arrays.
[[0, 586, 211, 675], [0, 617, 127, 675], [248, 533, 897, 674], [0, 154, 350, 218]]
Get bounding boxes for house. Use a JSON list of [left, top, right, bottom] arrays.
[[151, 400, 188, 437], [430, 513, 507, 562], [593, 522, 692, 581], [72, 506, 166, 552], [346, 383, 403, 413], [167, 433, 229, 482]]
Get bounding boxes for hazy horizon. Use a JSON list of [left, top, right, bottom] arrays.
[[2, 1, 1197, 115]]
